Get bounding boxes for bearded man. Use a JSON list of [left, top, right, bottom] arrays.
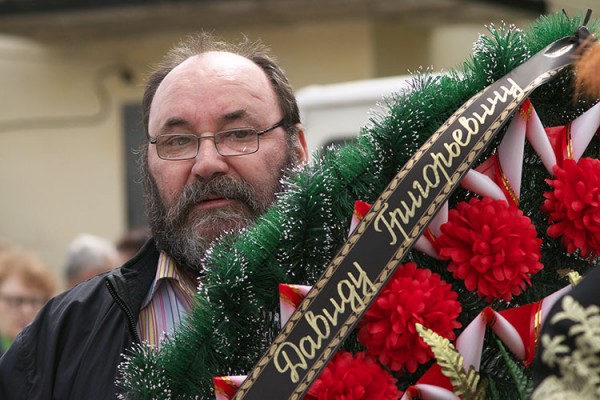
[[0, 32, 308, 400]]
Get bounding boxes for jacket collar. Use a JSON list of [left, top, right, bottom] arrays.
[[105, 238, 160, 323]]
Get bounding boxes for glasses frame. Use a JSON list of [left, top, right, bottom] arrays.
[[149, 120, 285, 161], [0, 293, 48, 309]]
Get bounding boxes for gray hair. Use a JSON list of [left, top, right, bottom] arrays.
[[64, 234, 117, 283]]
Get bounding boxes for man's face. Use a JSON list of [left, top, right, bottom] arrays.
[[145, 52, 307, 271]]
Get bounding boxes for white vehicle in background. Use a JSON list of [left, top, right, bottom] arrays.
[[296, 75, 415, 157]]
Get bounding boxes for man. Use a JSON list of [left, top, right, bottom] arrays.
[[0, 32, 308, 399], [64, 233, 119, 288]]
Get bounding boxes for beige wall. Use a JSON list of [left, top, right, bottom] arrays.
[[0, 38, 133, 281], [0, 15, 535, 284], [548, 0, 598, 15]]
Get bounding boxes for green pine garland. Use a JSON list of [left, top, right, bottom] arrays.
[[119, 11, 600, 399]]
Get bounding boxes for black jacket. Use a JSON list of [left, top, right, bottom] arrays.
[[0, 240, 159, 400]]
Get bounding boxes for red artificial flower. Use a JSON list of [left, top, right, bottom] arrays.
[[542, 157, 600, 259], [357, 263, 461, 373], [435, 196, 543, 302], [305, 351, 401, 400]]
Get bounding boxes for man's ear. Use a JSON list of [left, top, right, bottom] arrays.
[[294, 123, 309, 164]]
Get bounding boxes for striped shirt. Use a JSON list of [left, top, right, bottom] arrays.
[[137, 251, 198, 348]]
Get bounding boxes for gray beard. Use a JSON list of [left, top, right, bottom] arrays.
[[144, 174, 272, 273]]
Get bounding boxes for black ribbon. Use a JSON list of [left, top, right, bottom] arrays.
[[233, 28, 593, 400]]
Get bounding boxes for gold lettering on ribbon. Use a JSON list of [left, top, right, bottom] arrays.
[[374, 78, 524, 245], [274, 262, 376, 383]]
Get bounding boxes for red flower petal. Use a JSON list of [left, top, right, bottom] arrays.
[[305, 351, 402, 400], [357, 263, 461, 373], [542, 157, 600, 259], [435, 196, 543, 302]]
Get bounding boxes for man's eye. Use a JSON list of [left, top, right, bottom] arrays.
[[222, 129, 255, 141], [162, 135, 194, 147]]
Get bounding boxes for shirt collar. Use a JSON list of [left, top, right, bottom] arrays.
[[140, 251, 197, 309]]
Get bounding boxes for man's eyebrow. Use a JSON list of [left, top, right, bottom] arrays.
[[221, 109, 248, 122], [163, 117, 191, 130]]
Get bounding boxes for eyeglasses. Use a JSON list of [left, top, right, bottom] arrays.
[[0, 293, 48, 309], [149, 120, 284, 161]]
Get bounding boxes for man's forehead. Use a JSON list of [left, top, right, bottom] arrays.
[[165, 51, 261, 83], [149, 51, 274, 131]]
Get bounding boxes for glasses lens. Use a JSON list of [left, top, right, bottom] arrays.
[[0, 294, 47, 309], [216, 129, 259, 156], [156, 134, 198, 160]]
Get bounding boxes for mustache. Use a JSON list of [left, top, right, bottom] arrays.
[[169, 175, 260, 221]]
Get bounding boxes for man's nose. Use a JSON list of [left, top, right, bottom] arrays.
[[190, 137, 230, 180]]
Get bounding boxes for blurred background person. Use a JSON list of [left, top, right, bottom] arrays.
[[0, 244, 57, 356], [114, 226, 151, 266], [63, 233, 118, 288]]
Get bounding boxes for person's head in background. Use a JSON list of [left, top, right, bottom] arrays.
[[64, 234, 118, 288], [140, 32, 308, 274], [0, 244, 57, 353], [115, 226, 151, 265]]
